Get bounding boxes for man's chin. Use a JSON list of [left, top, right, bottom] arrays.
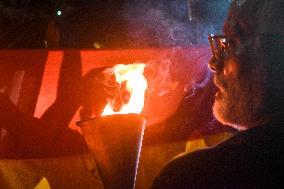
[[213, 98, 226, 123], [213, 97, 236, 127], [213, 100, 248, 130]]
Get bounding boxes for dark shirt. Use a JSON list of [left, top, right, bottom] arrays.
[[151, 122, 284, 189]]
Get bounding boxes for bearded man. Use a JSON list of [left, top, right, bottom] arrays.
[[151, 0, 284, 188]]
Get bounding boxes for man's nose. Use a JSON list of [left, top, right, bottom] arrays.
[[208, 58, 223, 72]]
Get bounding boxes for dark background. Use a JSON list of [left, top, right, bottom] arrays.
[[0, 0, 231, 49]]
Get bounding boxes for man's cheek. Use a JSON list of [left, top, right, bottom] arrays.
[[223, 58, 239, 77]]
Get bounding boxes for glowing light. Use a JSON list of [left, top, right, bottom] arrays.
[[102, 63, 147, 116], [93, 42, 102, 49], [221, 38, 227, 48], [56, 10, 62, 16], [34, 177, 51, 189]]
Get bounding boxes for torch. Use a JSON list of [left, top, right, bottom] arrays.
[[77, 63, 147, 189]]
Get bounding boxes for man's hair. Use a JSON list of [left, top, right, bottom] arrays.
[[227, 0, 283, 35], [228, 0, 284, 121]]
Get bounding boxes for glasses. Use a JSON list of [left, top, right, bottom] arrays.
[[208, 34, 237, 60], [208, 33, 284, 60]]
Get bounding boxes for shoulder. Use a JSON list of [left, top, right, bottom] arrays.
[[151, 126, 284, 189], [151, 147, 225, 189]]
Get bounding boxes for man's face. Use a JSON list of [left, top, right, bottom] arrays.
[[209, 18, 267, 130]]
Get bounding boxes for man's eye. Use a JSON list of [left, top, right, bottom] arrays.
[[220, 39, 229, 47], [221, 38, 236, 50]]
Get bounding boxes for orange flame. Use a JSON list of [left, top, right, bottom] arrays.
[[101, 63, 147, 116]]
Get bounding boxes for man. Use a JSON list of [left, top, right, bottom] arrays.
[[152, 0, 284, 188]]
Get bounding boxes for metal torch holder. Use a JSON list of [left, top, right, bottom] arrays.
[[77, 114, 146, 189]]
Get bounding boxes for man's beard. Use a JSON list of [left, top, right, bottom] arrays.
[[212, 69, 266, 130]]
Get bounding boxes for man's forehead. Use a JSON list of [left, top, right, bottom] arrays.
[[223, 18, 238, 36], [223, 0, 283, 36], [222, 1, 247, 36]]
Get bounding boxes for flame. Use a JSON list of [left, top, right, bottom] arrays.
[[101, 63, 147, 116]]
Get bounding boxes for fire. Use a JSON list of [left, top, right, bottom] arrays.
[[101, 63, 147, 116]]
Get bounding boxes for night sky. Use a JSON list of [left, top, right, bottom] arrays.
[[0, 0, 230, 49]]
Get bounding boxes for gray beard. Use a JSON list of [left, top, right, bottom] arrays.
[[213, 69, 267, 130]]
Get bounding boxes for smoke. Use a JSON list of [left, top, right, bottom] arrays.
[[121, 0, 231, 104], [184, 69, 213, 99], [143, 50, 211, 103], [122, 0, 231, 47], [145, 59, 178, 97]]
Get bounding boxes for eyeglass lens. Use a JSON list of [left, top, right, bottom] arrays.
[[209, 36, 230, 60]]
